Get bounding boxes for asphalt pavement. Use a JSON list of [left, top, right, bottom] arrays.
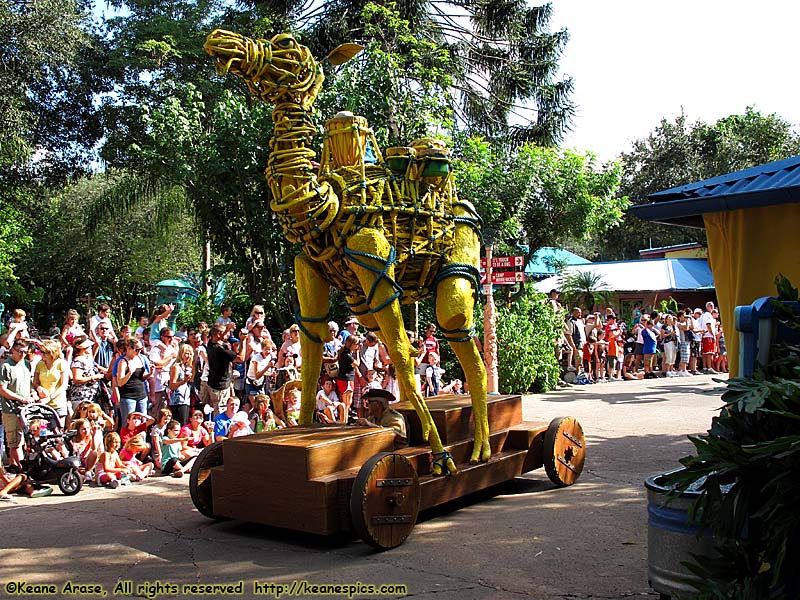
[[0, 374, 727, 600]]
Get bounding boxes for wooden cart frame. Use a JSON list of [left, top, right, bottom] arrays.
[[189, 394, 585, 549]]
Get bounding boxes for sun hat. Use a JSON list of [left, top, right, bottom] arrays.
[[362, 388, 396, 404], [232, 411, 249, 424], [345, 317, 359, 325], [72, 336, 94, 349]]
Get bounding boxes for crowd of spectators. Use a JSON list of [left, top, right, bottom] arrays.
[[0, 303, 465, 497], [551, 290, 728, 384]]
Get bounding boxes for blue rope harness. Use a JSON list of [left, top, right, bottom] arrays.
[[343, 246, 403, 315]]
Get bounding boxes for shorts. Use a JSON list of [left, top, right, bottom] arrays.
[[679, 342, 690, 365], [607, 356, 618, 371], [702, 337, 716, 354], [2, 412, 22, 448], [335, 379, 353, 399], [634, 342, 644, 356], [207, 385, 232, 413], [663, 341, 677, 366]]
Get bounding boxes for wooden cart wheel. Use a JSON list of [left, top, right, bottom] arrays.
[[543, 416, 585, 487], [350, 452, 420, 550], [189, 441, 225, 519]]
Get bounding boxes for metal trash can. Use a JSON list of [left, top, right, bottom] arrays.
[[645, 469, 716, 599]]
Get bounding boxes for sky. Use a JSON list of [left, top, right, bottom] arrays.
[[547, 1, 800, 162]]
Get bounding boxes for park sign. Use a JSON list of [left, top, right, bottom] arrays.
[[480, 271, 526, 285], [480, 256, 524, 269]]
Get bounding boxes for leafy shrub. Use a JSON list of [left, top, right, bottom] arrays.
[[496, 288, 561, 393], [667, 276, 800, 599], [175, 293, 219, 331]]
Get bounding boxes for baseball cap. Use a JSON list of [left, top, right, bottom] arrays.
[[345, 317, 359, 325]]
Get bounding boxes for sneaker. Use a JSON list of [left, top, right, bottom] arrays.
[[0, 493, 13, 501], [105, 479, 119, 489], [120, 475, 131, 486], [171, 470, 184, 478]]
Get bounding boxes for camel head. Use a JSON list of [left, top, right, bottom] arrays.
[[205, 29, 363, 111]]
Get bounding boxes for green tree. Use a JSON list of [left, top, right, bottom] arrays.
[[595, 107, 800, 260], [15, 175, 200, 326], [454, 138, 628, 270], [296, 0, 574, 146]]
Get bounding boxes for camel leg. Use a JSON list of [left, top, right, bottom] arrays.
[[346, 229, 456, 475], [436, 276, 490, 463], [295, 254, 332, 425]]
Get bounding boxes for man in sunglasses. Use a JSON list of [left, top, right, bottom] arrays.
[[89, 303, 117, 346], [0, 341, 37, 468]]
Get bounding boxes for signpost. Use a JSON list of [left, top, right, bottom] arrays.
[[481, 252, 524, 394], [480, 256, 524, 269], [480, 271, 526, 285]]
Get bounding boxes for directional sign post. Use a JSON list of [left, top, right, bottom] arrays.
[[480, 271, 526, 285], [480, 256, 524, 269]]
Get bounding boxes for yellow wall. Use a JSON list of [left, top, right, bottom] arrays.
[[663, 248, 707, 259], [704, 203, 800, 376]]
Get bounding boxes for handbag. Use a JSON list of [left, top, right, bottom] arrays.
[[324, 361, 339, 378]]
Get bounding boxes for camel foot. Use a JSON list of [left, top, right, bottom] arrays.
[[469, 438, 491, 465], [431, 450, 457, 476]]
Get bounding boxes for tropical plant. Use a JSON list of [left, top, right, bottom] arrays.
[[559, 271, 616, 312], [666, 275, 800, 599], [283, 0, 575, 146], [494, 288, 561, 393]]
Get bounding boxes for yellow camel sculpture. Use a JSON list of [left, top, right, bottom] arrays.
[[204, 30, 489, 474]]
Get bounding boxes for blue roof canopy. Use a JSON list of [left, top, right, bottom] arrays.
[[533, 258, 714, 293], [630, 154, 800, 228], [526, 247, 590, 277]]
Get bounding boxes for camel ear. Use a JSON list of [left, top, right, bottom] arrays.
[[326, 43, 364, 66]]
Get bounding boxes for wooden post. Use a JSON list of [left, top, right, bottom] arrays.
[[484, 246, 499, 394]]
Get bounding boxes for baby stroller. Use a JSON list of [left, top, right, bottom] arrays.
[[10, 403, 83, 495]]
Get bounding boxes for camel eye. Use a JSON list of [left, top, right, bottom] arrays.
[[279, 38, 293, 48]]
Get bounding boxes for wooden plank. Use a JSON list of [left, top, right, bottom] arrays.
[[395, 394, 522, 445], [212, 466, 345, 535], [504, 421, 548, 472], [221, 425, 395, 481], [418, 450, 529, 510]]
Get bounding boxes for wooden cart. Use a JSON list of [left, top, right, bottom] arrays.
[[189, 394, 585, 549]]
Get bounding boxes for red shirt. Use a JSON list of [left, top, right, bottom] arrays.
[[120, 423, 148, 447]]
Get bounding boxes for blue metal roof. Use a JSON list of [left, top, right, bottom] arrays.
[[533, 258, 714, 293], [526, 247, 590, 276], [630, 154, 800, 228]]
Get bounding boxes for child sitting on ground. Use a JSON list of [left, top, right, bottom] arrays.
[[159, 420, 196, 478], [119, 434, 155, 481], [283, 388, 301, 426], [0, 463, 52, 500], [96, 432, 132, 489]]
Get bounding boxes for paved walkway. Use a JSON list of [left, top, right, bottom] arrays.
[[0, 375, 727, 599]]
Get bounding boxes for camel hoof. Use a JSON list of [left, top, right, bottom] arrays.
[[431, 451, 457, 476], [469, 439, 491, 464]]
